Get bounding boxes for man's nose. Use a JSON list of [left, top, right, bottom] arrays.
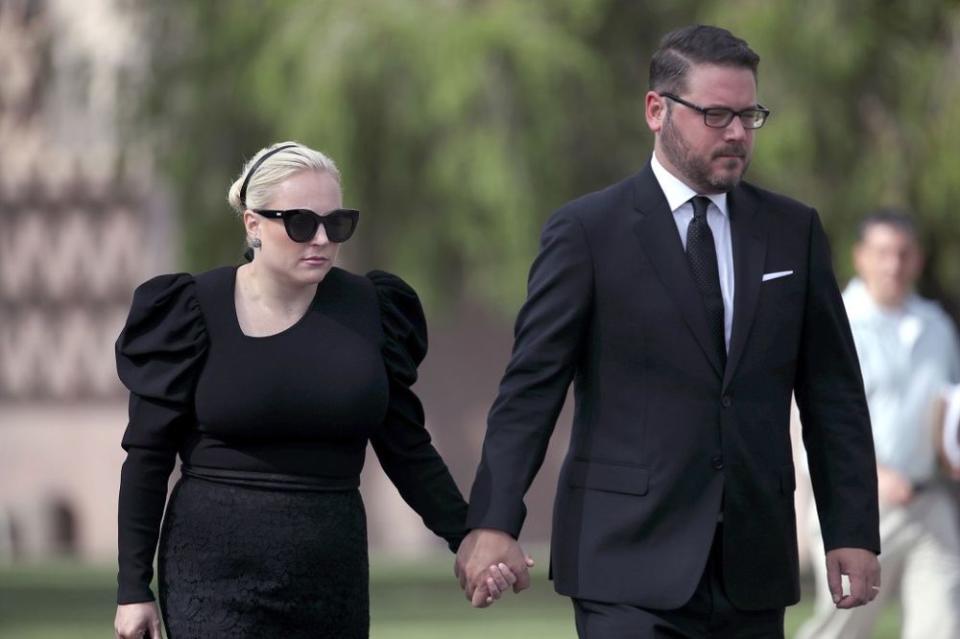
[[888, 256, 908, 274], [722, 115, 749, 141]]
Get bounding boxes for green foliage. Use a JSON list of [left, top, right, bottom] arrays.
[[136, 0, 960, 317], [136, 0, 697, 313], [712, 1, 960, 311]]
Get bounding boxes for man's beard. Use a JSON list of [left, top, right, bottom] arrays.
[[660, 111, 750, 193]]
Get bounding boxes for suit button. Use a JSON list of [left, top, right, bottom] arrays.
[[721, 395, 732, 408], [712, 455, 724, 470]]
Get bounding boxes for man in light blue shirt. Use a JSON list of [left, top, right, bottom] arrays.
[[799, 210, 960, 639]]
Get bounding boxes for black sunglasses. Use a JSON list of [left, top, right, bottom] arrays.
[[254, 208, 360, 243], [660, 92, 770, 129]]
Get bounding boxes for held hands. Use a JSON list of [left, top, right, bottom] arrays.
[[825, 547, 881, 609], [115, 601, 163, 638], [454, 528, 535, 607]]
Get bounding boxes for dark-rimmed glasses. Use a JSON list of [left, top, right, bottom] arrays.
[[254, 208, 359, 243], [660, 93, 770, 129]]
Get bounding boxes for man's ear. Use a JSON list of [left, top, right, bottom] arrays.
[[645, 91, 667, 133]]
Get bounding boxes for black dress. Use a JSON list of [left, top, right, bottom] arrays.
[[115, 266, 468, 638]]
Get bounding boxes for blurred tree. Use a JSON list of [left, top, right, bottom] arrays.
[[136, 0, 705, 313], [714, 1, 960, 315], [136, 0, 960, 317]]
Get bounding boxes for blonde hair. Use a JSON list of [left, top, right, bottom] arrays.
[[227, 141, 341, 215]]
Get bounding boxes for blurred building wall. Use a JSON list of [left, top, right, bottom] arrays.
[[0, 0, 168, 561]]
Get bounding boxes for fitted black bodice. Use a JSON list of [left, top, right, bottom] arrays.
[[185, 267, 388, 478], [115, 266, 467, 604]]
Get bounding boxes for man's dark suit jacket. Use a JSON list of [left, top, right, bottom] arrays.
[[466, 162, 880, 611]]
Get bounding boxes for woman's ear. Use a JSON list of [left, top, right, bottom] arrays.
[[242, 210, 260, 240]]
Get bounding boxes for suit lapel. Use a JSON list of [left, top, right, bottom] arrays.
[[631, 164, 725, 378], [723, 186, 767, 390]]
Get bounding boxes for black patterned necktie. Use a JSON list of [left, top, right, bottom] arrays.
[[686, 196, 726, 368]]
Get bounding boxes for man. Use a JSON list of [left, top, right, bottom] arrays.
[[455, 25, 881, 638], [797, 211, 960, 639]]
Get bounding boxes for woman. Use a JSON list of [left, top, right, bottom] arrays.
[[113, 142, 517, 638]]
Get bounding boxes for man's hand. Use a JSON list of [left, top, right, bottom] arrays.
[[454, 528, 535, 607], [877, 465, 913, 506], [825, 547, 881, 609], [115, 601, 163, 638]]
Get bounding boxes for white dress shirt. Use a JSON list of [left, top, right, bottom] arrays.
[[650, 152, 735, 351], [843, 278, 960, 482]]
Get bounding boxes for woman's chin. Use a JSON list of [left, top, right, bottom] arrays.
[[294, 261, 332, 283]]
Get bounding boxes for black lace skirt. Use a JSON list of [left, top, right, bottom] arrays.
[[157, 475, 368, 638]]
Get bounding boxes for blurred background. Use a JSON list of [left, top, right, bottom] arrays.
[[2, 0, 959, 636]]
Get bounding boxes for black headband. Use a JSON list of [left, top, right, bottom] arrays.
[[238, 143, 297, 207]]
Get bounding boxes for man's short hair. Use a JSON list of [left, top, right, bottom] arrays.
[[856, 208, 919, 244], [649, 25, 760, 94]]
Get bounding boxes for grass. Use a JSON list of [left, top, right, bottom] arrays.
[[0, 557, 900, 638]]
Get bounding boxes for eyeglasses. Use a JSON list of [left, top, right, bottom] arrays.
[[253, 208, 360, 243], [660, 93, 770, 129]]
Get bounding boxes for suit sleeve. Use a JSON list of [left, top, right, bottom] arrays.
[[466, 210, 594, 537], [794, 211, 881, 554]]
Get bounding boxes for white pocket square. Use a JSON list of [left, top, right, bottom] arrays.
[[762, 270, 794, 282]]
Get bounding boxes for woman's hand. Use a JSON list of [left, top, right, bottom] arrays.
[[477, 555, 537, 607], [455, 529, 536, 608], [115, 601, 163, 639]]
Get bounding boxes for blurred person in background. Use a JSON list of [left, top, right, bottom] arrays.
[[940, 384, 960, 479], [456, 24, 880, 639], [112, 141, 517, 639], [797, 210, 960, 639]]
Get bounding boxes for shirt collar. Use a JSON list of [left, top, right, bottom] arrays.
[[650, 152, 728, 217], [843, 277, 922, 320]]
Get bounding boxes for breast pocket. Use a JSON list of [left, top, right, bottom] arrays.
[[762, 271, 802, 295], [759, 272, 805, 322]]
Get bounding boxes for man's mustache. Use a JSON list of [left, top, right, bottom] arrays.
[[713, 146, 747, 158]]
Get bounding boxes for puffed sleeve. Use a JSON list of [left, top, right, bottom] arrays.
[[367, 271, 468, 552], [115, 273, 208, 604]]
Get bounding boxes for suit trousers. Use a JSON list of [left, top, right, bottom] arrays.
[[796, 484, 960, 639], [572, 525, 785, 638]]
